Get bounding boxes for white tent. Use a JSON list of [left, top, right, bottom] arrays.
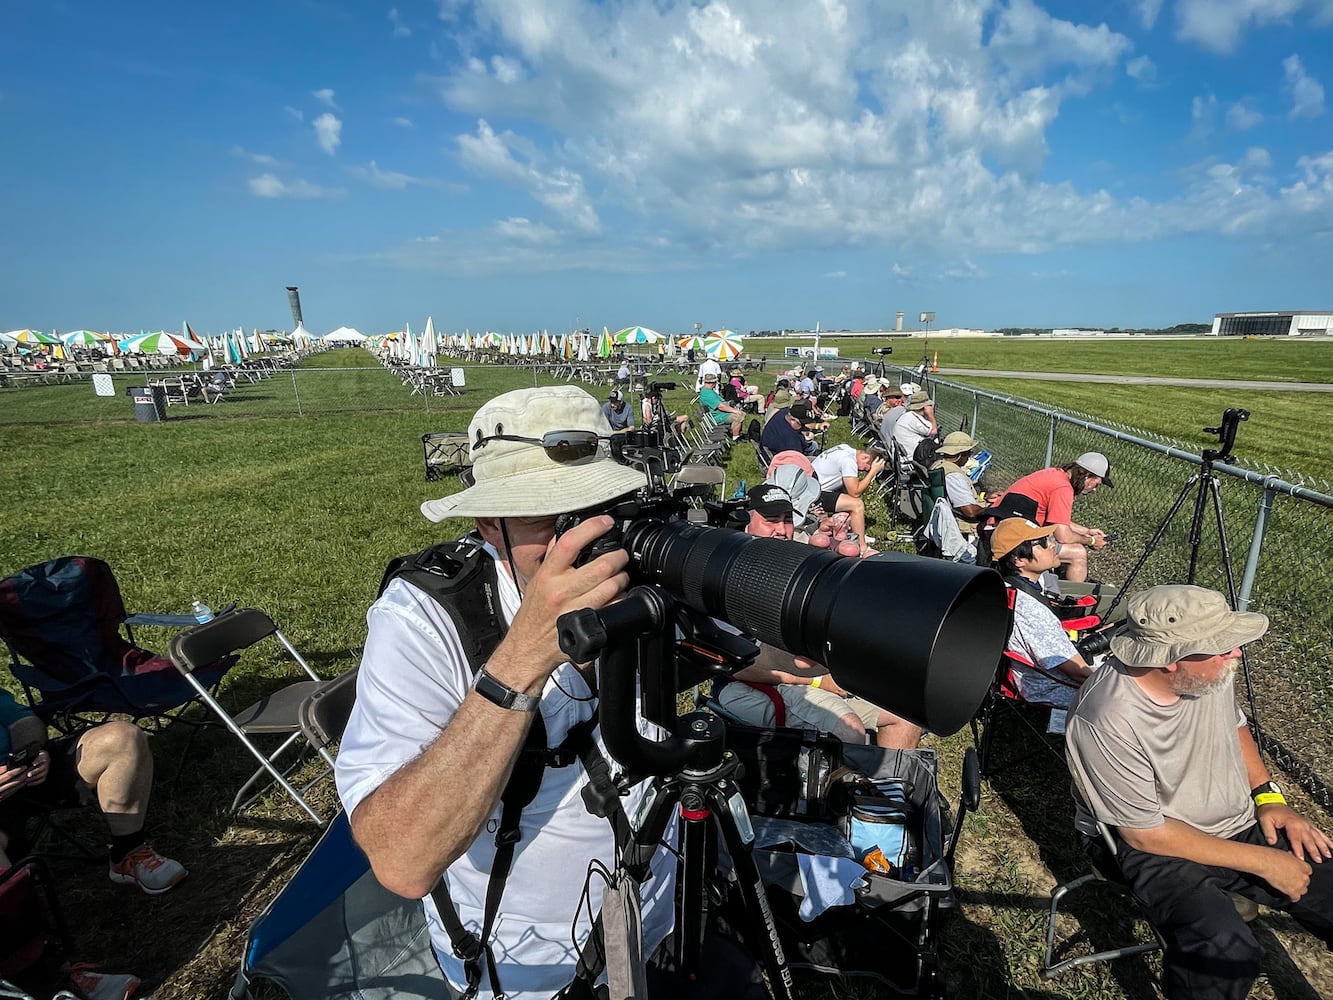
[[324, 326, 368, 342]]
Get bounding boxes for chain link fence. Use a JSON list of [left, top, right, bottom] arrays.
[[895, 365, 1333, 809]]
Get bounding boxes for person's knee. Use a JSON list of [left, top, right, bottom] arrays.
[[834, 713, 868, 744]]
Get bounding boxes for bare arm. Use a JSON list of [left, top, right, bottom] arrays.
[[1238, 724, 1333, 863], [843, 457, 885, 498], [349, 517, 629, 899]]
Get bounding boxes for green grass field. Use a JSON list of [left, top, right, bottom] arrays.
[[2, 342, 1331, 998]]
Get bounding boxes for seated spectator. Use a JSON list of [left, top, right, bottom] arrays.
[[699, 371, 743, 439], [991, 518, 1095, 707], [932, 431, 986, 535], [601, 389, 635, 432], [0, 689, 187, 894], [891, 394, 937, 470], [763, 378, 795, 424], [990, 452, 1112, 583], [875, 385, 907, 449], [860, 376, 884, 419], [714, 482, 922, 748], [641, 383, 690, 436], [1066, 585, 1333, 1000], [760, 401, 820, 457], [810, 443, 885, 556]]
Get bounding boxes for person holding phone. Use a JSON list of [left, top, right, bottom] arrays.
[[0, 689, 186, 894]]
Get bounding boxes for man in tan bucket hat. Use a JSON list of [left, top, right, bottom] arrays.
[[336, 386, 678, 999], [1066, 584, 1333, 1000]]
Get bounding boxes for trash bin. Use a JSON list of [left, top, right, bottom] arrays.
[[126, 385, 168, 422]]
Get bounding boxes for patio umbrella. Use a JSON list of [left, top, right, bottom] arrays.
[[596, 328, 614, 358], [60, 330, 109, 347], [122, 332, 194, 356], [703, 329, 744, 361], [677, 335, 708, 354], [2, 330, 60, 346], [612, 326, 662, 345]]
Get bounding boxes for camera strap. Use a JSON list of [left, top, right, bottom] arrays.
[[382, 535, 632, 999]]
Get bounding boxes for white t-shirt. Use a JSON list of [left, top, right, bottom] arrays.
[[892, 410, 932, 461], [811, 443, 858, 492], [336, 548, 675, 1000], [695, 358, 722, 389]]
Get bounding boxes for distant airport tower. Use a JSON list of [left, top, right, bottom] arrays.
[[1211, 310, 1332, 336], [286, 286, 304, 328], [895, 311, 904, 331]]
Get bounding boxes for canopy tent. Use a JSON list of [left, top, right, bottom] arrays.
[[323, 327, 368, 342]]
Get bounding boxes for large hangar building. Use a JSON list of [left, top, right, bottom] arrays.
[[1211, 311, 1333, 336]]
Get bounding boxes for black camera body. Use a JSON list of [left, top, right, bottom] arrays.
[[872, 346, 894, 356], [645, 381, 677, 396], [1075, 627, 1116, 660]]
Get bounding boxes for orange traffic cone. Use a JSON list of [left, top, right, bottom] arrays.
[[931, 351, 939, 373]]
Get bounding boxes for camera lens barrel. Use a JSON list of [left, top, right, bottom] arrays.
[[623, 520, 1009, 735]]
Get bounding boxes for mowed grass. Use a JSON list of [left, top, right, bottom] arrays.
[[2, 345, 1332, 999]]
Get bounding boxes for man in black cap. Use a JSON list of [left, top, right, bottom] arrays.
[[601, 389, 635, 432]]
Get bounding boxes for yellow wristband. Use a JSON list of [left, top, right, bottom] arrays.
[[1254, 792, 1287, 808], [810, 676, 822, 688]]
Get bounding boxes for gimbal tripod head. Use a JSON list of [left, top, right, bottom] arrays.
[[1202, 407, 1249, 464]]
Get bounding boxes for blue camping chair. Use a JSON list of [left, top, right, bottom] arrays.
[[231, 812, 446, 1000], [0, 555, 232, 732]]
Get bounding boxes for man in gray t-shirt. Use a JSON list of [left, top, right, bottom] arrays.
[[1066, 584, 1333, 1000]]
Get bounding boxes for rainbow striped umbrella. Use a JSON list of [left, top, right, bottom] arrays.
[[60, 329, 110, 347], [703, 329, 744, 361], [677, 335, 708, 353], [121, 332, 196, 356], [1, 329, 60, 346]]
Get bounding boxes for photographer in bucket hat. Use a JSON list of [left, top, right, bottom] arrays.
[[1066, 584, 1333, 1000], [336, 387, 677, 1000]]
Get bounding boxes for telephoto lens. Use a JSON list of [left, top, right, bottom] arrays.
[[622, 519, 1009, 735], [1075, 627, 1116, 661]]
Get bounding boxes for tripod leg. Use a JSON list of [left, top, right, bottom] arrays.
[[1105, 475, 1200, 618], [1206, 476, 1263, 737], [675, 791, 710, 973], [708, 782, 796, 1000]]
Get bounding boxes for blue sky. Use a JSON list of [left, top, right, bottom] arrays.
[[2, 0, 1330, 335]]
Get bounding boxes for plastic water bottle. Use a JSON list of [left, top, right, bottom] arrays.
[[731, 478, 747, 499], [191, 600, 214, 624]]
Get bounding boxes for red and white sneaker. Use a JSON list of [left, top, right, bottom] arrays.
[[67, 963, 141, 1000], [108, 843, 187, 895]]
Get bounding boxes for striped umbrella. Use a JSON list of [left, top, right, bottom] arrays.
[[612, 326, 662, 345], [2, 329, 60, 346], [60, 330, 109, 347], [703, 329, 744, 361], [122, 332, 195, 356], [677, 335, 708, 354]]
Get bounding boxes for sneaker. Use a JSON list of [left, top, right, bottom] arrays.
[[68, 964, 141, 1000], [109, 843, 187, 895]]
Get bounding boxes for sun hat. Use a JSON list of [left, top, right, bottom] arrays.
[[936, 431, 975, 456], [1075, 451, 1115, 488], [747, 482, 795, 518], [420, 386, 645, 521], [702, 371, 719, 383], [863, 376, 882, 393], [990, 518, 1057, 560], [1109, 585, 1268, 668], [907, 396, 933, 412], [881, 385, 905, 399]]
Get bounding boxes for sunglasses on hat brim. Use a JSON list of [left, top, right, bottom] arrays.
[[473, 429, 612, 463]]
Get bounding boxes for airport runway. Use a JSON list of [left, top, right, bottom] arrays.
[[936, 368, 1333, 392]]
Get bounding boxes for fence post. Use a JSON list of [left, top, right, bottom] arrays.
[[290, 370, 303, 416], [1044, 414, 1056, 467], [1237, 485, 1276, 612], [972, 391, 980, 436]]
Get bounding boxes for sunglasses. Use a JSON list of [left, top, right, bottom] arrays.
[[1034, 536, 1063, 554], [472, 429, 612, 463]]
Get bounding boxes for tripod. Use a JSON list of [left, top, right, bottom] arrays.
[[560, 587, 797, 1000], [1103, 408, 1260, 725]]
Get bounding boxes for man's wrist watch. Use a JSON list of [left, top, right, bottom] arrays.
[[474, 669, 541, 713], [1251, 780, 1287, 808]]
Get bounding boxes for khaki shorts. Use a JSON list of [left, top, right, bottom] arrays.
[[717, 682, 878, 740]]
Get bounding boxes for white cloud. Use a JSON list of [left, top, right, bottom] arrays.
[[389, 7, 412, 37], [284, 105, 304, 122], [1175, 0, 1319, 54], [1284, 54, 1325, 119], [313, 112, 343, 155], [1226, 100, 1263, 130], [347, 160, 456, 191], [231, 145, 281, 166], [1126, 55, 1156, 82], [892, 263, 911, 278], [247, 173, 345, 199], [312, 88, 339, 109], [392, 116, 415, 127], [1132, 0, 1165, 29], [822, 271, 847, 279], [457, 119, 600, 234], [368, 1, 1333, 274]]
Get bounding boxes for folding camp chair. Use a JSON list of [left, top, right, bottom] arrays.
[[167, 609, 338, 824], [0, 856, 74, 996], [670, 464, 726, 504], [0, 555, 233, 733], [297, 667, 358, 770]]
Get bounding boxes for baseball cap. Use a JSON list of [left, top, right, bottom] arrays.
[[420, 386, 645, 520], [990, 518, 1057, 560], [607, 390, 622, 401], [747, 482, 795, 518], [1075, 452, 1115, 488], [1110, 585, 1268, 667]]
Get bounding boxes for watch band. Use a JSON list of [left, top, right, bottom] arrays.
[[473, 669, 541, 712]]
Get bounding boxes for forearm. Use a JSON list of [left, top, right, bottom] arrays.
[[1053, 522, 1093, 544], [1119, 818, 1279, 879], [1055, 655, 1093, 683]]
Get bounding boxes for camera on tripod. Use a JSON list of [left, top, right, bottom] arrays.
[[645, 380, 677, 395], [872, 346, 894, 356]]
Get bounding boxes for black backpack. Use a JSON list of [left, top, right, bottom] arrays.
[[912, 436, 941, 468]]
